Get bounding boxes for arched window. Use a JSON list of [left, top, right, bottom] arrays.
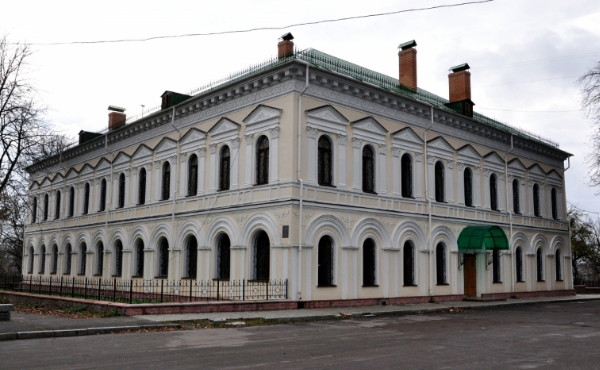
[[184, 236, 198, 279], [134, 239, 144, 277], [157, 238, 169, 277], [492, 249, 501, 283], [436, 243, 447, 285], [54, 190, 61, 219], [161, 162, 171, 201], [254, 231, 270, 281], [79, 243, 87, 275], [401, 154, 413, 198], [435, 162, 445, 202], [64, 243, 72, 275], [118, 173, 126, 208], [536, 247, 544, 282], [512, 179, 520, 214], [51, 244, 58, 274], [318, 236, 334, 286], [43, 194, 49, 221], [533, 183, 540, 217], [403, 241, 415, 286], [187, 154, 198, 196], [138, 168, 146, 205], [555, 248, 562, 281], [464, 167, 473, 207], [28, 246, 34, 274], [114, 240, 123, 276], [83, 182, 90, 215], [256, 136, 269, 185], [32, 197, 38, 223], [219, 146, 230, 191], [551, 188, 558, 220], [217, 234, 231, 280], [99, 178, 107, 212], [490, 174, 498, 211], [68, 186, 75, 217], [318, 135, 333, 186], [39, 245, 46, 274], [516, 247, 524, 282], [362, 238, 376, 286], [96, 242, 104, 276], [362, 145, 375, 193]]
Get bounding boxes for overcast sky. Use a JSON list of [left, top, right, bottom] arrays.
[[2, 0, 600, 214]]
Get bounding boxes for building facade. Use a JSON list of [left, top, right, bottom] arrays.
[[23, 36, 572, 303]]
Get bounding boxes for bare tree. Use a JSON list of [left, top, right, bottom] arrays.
[[579, 61, 600, 187]]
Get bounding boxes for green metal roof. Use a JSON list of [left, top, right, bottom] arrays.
[[457, 225, 509, 252]]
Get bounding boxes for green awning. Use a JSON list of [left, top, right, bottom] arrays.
[[457, 225, 509, 252]]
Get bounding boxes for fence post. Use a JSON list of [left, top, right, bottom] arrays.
[[71, 277, 75, 297], [217, 279, 220, 301], [59, 276, 63, 296], [242, 279, 245, 301], [189, 280, 193, 302], [113, 279, 117, 302], [98, 279, 102, 300], [29, 275, 32, 293], [38, 275, 42, 294], [84, 278, 88, 299], [129, 279, 133, 304], [49, 276, 53, 295], [266, 280, 269, 301], [160, 279, 164, 303]]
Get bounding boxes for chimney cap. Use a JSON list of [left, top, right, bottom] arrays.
[[108, 105, 126, 113], [398, 40, 417, 50], [280, 32, 294, 41], [450, 63, 470, 73]]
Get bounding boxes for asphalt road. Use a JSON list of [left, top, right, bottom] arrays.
[[2, 300, 600, 369]]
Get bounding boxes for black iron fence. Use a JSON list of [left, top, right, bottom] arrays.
[[0, 274, 287, 304], [574, 277, 600, 287]]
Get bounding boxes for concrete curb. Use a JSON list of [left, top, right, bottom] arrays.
[[0, 324, 181, 342]]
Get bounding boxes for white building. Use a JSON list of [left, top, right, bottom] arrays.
[[23, 35, 572, 304]]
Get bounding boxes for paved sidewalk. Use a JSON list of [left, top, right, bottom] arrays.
[[2, 294, 600, 341]]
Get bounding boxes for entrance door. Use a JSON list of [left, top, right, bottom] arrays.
[[463, 254, 476, 297]]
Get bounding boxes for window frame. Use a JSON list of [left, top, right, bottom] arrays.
[[362, 145, 376, 194], [187, 154, 198, 196], [464, 167, 473, 207], [318, 135, 333, 187], [219, 145, 231, 191], [362, 238, 377, 286], [401, 153, 413, 198], [512, 179, 520, 214], [436, 242, 447, 285], [255, 135, 270, 185], [138, 167, 147, 205], [435, 161, 445, 203], [317, 236, 334, 287], [403, 241, 416, 286]]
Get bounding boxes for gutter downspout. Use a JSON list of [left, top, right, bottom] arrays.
[[424, 105, 434, 297], [504, 135, 514, 294], [170, 106, 181, 281], [297, 64, 310, 301]]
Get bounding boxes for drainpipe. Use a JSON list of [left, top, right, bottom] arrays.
[[297, 64, 310, 301], [504, 135, 514, 294], [170, 106, 181, 281], [423, 105, 434, 297]]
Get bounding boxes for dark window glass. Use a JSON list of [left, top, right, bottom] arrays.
[[492, 249, 501, 283], [436, 243, 447, 284], [533, 183, 540, 217], [362, 238, 376, 286], [217, 234, 231, 280], [256, 136, 269, 185], [536, 248, 544, 281], [158, 238, 169, 277], [403, 241, 415, 286], [79, 243, 87, 275], [185, 236, 197, 279], [464, 168, 473, 207], [254, 231, 270, 281], [138, 168, 146, 205], [69, 186, 75, 217], [162, 162, 171, 201], [134, 240, 144, 277], [32, 197, 37, 223], [219, 146, 230, 191], [83, 183, 90, 215], [99, 178, 107, 212], [188, 154, 198, 196], [64, 244, 72, 274], [55, 191, 61, 219], [551, 188, 558, 220], [28, 246, 34, 274], [401, 154, 413, 198], [96, 242, 104, 276], [555, 249, 562, 281], [114, 240, 123, 276], [318, 135, 333, 186], [118, 173, 126, 208], [318, 236, 334, 286], [39, 245, 46, 274], [490, 174, 498, 211], [512, 179, 520, 214], [51, 244, 58, 274], [362, 145, 375, 193], [516, 247, 523, 282], [43, 194, 49, 221], [435, 162, 445, 202]]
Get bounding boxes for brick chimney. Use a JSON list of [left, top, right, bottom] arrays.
[[398, 40, 417, 91], [108, 106, 126, 131], [278, 32, 294, 59], [446, 64, 474, 117]]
